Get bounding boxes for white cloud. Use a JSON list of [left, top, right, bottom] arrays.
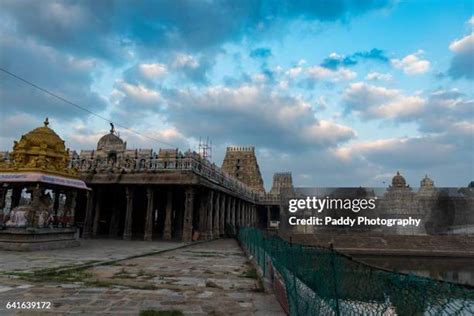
[[166, 83, 355, 150], [343, 82, 425, 120], [138, 63, 168, 79], [302, 120, 356, 144], [449, 32, 474, 53], [334, 136, 456, 169], [447, 20, 474, 79], [468, 16, 474, 26], [66, 124, 189, 151], [391, 51, 430, 75], [286, 66, 303, 78], [365, 72, 392, 81], [306, 66, 357, 82], [171, 53, 199, 69], [252, 73, 268, 83], [114, 81, 161, 104]]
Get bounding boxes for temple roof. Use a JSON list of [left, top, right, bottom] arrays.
[[97, 124, 125, 153], [420, 174, 434, 188], [0, 118, 77, 178], [391, 171, 407, 188]]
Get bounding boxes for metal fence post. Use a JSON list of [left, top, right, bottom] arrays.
[[330, 243, 340, 316]]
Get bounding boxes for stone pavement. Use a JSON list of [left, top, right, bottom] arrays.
[[0, 239, 285, 315], [0, 239, 183, 273]]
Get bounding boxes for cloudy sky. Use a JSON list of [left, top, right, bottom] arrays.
[[0, 0, 473, 189]]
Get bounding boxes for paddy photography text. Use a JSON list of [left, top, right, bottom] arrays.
[[287, 196, 421, 228]]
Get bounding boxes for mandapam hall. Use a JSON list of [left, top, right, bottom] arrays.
[[0, 120, 283, 245]]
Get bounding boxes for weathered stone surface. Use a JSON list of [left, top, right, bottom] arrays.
[[0, 239, 285, 315]]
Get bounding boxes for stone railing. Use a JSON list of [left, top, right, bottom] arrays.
[[258, 193, 281, 203], [72, 155, 262, 201]]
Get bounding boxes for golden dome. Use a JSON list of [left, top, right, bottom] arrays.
[[20, 118, 66, 152], [0, 118, 77, 177], [420, 174, 434, 188], [391, 171, 407, 188]]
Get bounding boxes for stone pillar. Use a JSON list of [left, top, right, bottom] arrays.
[[0, 186, 6, 223], [254, 205, 257, 226], [252, 205, 256, 227], [239, 200, 244, 226], [213, 192, 220, 238], [228, 197, 232, 228], [144, 186, 154, 241], [231, 198, 236, 229], [226, 197, 230, 227], [64, 191, 77, 227], [28, 185, 41, 228], [92, 188, 102, 236], [198, 191, 208, 240], [244, 203, 248, 226], [219, 194, 225, 236], [109, 192, 119, 237], [182, 187, 194, 242], [83, 190, 94, 238], [249, 205, 252, 226], [249, 205, 253, 226], [243, 204, 246, 226], [123, 187, 134, 240], [52, 190, 61, 227], [163, 190, 173, 240], [266, 206, 271, 229], [236, 200, 240, 227], [205, 191, 214, 240], [240, 202, 244, 227], [244, 203, 247, 226]]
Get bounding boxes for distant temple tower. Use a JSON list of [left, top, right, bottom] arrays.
[[221, 146, 265, 193], [270, 172, 294, 195]]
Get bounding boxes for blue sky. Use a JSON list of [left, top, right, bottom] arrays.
[[0, 0, 473, 189]]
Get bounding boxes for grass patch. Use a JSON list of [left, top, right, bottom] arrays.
[[184, 251, 222, 257], [13, 268, 92, 283], [137, 269, 155, 279], [242, 267, 258, 279], [241, 266, 265, 292], [139, 310, 183, 316], [85, 280, 117, 288], [254, 278, 265, 292], [112, 268, 136, 279]]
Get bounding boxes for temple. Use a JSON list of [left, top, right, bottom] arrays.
[[1, 121, 472, 249], [285, 171, 474, 236], [221, 146, 265, 193], [0, 118, 89, 250], [0, 122, 281, 243]]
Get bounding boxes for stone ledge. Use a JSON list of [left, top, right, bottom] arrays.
[[0, 228, 79, 251], [0, 239, 80, 251]]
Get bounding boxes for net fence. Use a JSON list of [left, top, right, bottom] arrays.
[[238, 227, 474, 316]]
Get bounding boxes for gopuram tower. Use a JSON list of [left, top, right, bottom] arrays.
[[221, 146, 265, 193]]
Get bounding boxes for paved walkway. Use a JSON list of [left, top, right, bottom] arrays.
[[0, 239, 183, 272], [0, 239, 285, 315]]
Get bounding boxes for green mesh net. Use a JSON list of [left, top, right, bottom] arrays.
[[238, 227, 474, 316]]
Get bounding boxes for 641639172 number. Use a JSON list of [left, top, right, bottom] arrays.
[[6, 301, 52, 309]]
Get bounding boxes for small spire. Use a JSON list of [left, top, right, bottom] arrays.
[[396, 171, 400, 175], [110, 122, 115, 134], [44, 117, 49, 127]]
